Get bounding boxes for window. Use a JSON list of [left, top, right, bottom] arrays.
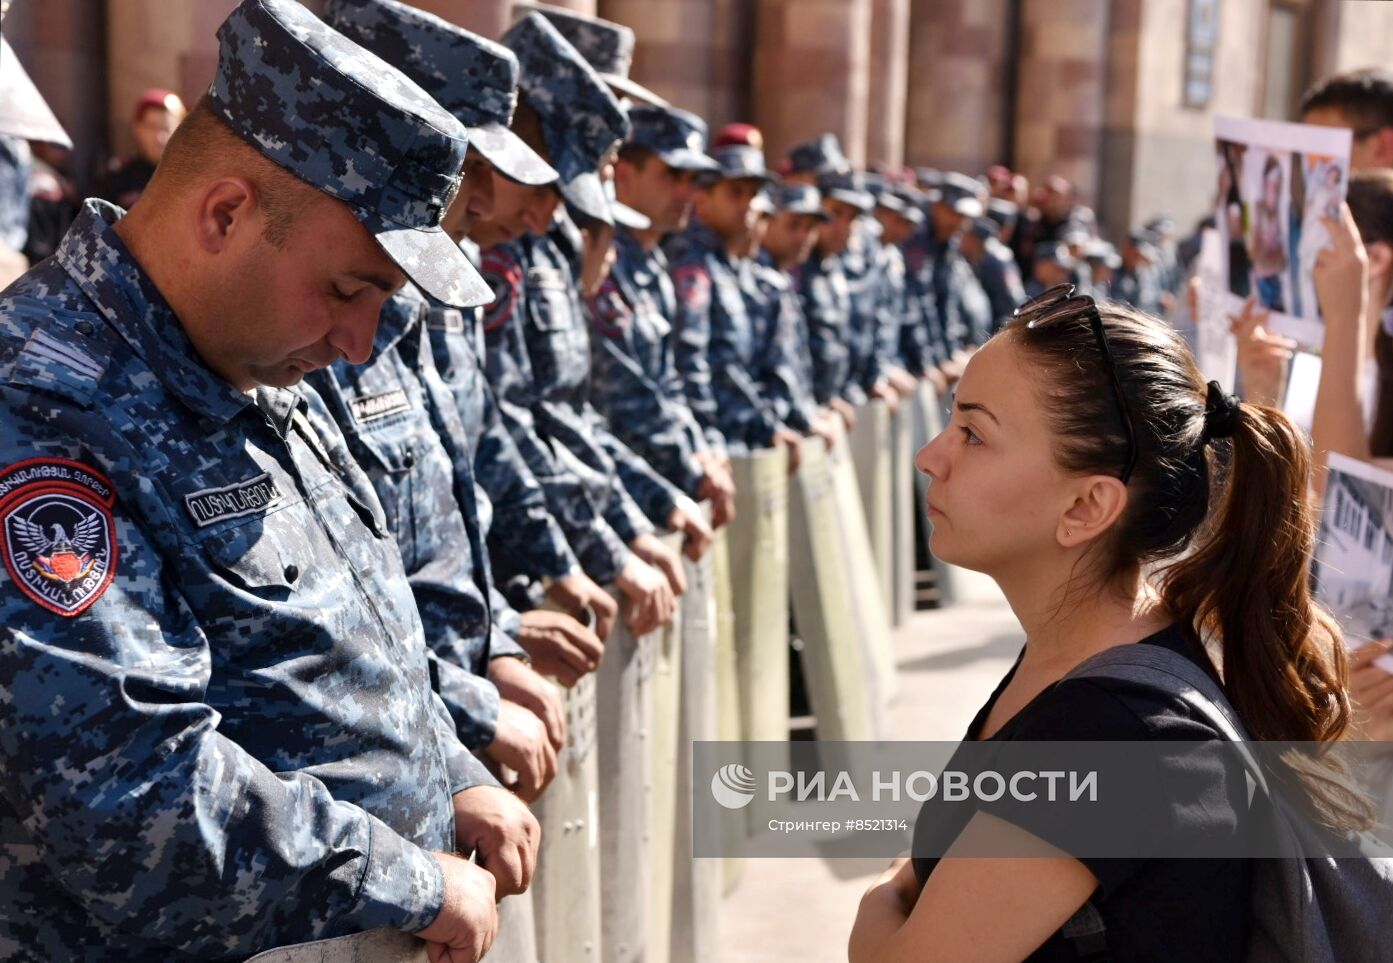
[[1261, 0, 1312, 120], [1183, 0, 1221, 110]]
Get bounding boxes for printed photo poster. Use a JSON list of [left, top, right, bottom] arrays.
[[1214, 116, 1352, 350], [1314, 454, 1393, 663]]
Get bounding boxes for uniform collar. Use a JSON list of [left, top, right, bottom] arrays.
[[55, 199, 253, 426], [684, 217, 728, 265], [375, 281, 427, 357]]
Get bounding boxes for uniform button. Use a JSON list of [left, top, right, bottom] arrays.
[[403, 451, 416, 468], [284, 564, 300, 583], [75, 320, 94, 336]]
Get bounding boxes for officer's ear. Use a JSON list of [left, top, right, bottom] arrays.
[[193, 177, 257, 254]]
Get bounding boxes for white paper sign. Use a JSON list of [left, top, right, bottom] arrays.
[[1314, 453, 1393, 658], [1214, 115, 1352, 351]]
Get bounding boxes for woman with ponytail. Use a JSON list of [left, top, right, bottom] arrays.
[[850, 286, 1371, 962]]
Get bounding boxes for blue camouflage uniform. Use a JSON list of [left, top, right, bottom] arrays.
[[322, 0, 564, 734], [586, 103, 716, 496], [902, 216, 950, 371], [324, 0, 582, 604], [664, 142, 786, 454], [968, 219, 1028, 331], [742, 251, 820, 432], [798, 242, 855, 408], [931, 174, 994, 350], [0, 135, 29, 252], [480, 13, 674, 586], [306, 290, 527, 749], [0, 0, 498, 956]]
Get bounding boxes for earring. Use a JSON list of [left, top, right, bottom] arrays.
[[1065, 528, 1073, 537]]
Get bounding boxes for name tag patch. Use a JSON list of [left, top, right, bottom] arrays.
[[350, 389, 411, 423], [184, 473, 283, 528], [1, 458, 118, 618]]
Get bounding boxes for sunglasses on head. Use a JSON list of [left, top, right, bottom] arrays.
[[1012, 283, 1139, 484]]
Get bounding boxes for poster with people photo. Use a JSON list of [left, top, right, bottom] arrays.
[[1214, 115, 1352, 350], [1314, 454, 1393, 662]]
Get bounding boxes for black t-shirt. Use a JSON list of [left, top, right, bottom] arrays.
[[912, 624, 1251, 961]]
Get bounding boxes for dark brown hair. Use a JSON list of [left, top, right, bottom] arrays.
[[1006, 301, 1373, 830], [1300, 68, 1393, 131]]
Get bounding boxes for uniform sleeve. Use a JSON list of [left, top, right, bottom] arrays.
[[595, 418, 682, 528], [485, 585, 529, 664], [587, 280, 706, 497], [801, 271, 852, 407], [475, 386, 580, 581], [753, 288, 814, 433], [428, 651, 503, 750], [872, 253, 905, 377], [709, 317, 784, 452], [479, 247, 631, 584], [0, 405, 445, 955], [670, 261, 727, 449]]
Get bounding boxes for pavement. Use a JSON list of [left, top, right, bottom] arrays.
[[713, 573, 1024, 962]]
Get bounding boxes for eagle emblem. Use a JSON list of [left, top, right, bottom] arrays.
[[0, 459, 118, 618], [14, 515, 103, 584]]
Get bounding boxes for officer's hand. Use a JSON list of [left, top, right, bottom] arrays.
[[485, 701, 557, 802], [489, 656, 566, 752], [451, 785, 541, 898], [772, 426, 803, 475], [630, 532, 687, 597], [711, 488, 737, 529], [830, 397, 858, 431], [812, 411, 840, 450], [668, 504, 714, 561], [614, 555, 676, 636], [418, 852, 498, 963], [886, 365, 918, 397], [923, 366, 949, 395], [515, 608, 604, 686], [545, 572, 617, 642], [869, 381, 901, 414]]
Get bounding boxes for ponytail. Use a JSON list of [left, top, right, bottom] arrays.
[[1162, 401, 1373, 829]]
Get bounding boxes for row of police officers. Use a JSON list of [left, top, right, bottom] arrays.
[[0, 0, 1029, 959]]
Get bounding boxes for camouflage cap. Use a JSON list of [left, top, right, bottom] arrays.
[[870, 176, 925, 226], [0, 0, 71, 148], [512, 2, 667, 107], [968, 217, 1001, 241], [817, 169, 875, 213], [325, 0, 556, 187], [626, 103, 719, 173], [771, 183, 831, 221], [935, 171, 985, 218], [704, 143, 776, 185], [786, 133, 849, 177], [985, 197, 1019, 229], [209, 0, 488, 307], [750, 190, 775, 217], [504, 12, 628, 226]]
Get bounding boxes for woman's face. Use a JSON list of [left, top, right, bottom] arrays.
[[914, 336, 1076, 577]]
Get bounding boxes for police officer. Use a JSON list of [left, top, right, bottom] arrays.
[[960, 215, 1027, 331], [929, 171, 994, 352], [868, 175, 930, 399], [744, 182, 836, 447], [97, 89, 188, 210], [483, 13, 683, 633], [323, 0, 614, 802], [787, 134, 860, 428], [589, 102, 738, 528], [0, 1, 530, 957], [667, 136, 803, 464], [326, 0, 616, 673], [757, 181, 830, 440]]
